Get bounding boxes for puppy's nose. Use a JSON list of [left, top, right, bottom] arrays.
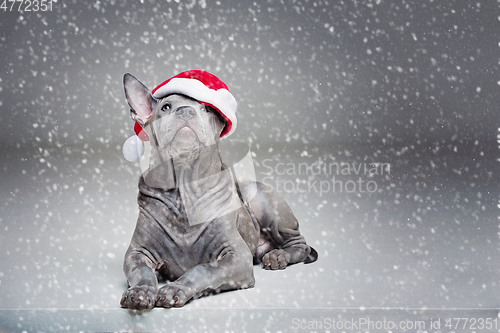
[[175, 106, 196, 121]]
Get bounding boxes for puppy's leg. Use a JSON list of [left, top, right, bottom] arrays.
[[241, 181, 318, 270], [156, 225, 255, 308], [121, 248, 158, 310]]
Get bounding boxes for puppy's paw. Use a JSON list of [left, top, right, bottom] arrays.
[[120, 285, 156, 310], [262, 249, 291, 270], [156, 282, 192, 308]]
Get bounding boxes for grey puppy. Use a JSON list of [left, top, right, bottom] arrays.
[[120, 73, 317, 309]]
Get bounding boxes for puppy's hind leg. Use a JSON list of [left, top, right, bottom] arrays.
[[240, 181, 318, 270]]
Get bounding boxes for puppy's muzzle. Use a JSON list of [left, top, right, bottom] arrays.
[[176, 106, 196, 121]]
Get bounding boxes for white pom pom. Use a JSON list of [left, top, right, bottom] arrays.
[[122, 135, 144, 162]]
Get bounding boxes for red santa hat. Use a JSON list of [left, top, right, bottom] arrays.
[[123, 70, 237, 162]]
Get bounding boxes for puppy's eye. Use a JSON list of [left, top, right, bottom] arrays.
[[201, 106, 209, 113], [161, 103, 171, 112]]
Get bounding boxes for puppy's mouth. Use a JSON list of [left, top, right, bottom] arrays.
[[175, 125, 196, 137], [169, 125, 201, 146]]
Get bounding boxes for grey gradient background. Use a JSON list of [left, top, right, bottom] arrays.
[[0, 0, 499, 332]]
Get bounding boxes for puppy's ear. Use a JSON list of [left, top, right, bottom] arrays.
[[123, 73, 157, 125], [211, 108, 227, 137]]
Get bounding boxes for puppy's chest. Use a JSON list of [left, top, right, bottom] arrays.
[[158, 216, 212, 249], [140, 190, 218, 248], [148, 202, 229, 274]]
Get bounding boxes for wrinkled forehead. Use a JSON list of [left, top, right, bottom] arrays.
[[158, 94, 201, 107], [152, 93, 226, 126]]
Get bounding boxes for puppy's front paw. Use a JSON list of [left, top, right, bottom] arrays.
[[156, 282, 192, 308], [120, 285, 156, 310], [262, 249, 291, 270]]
